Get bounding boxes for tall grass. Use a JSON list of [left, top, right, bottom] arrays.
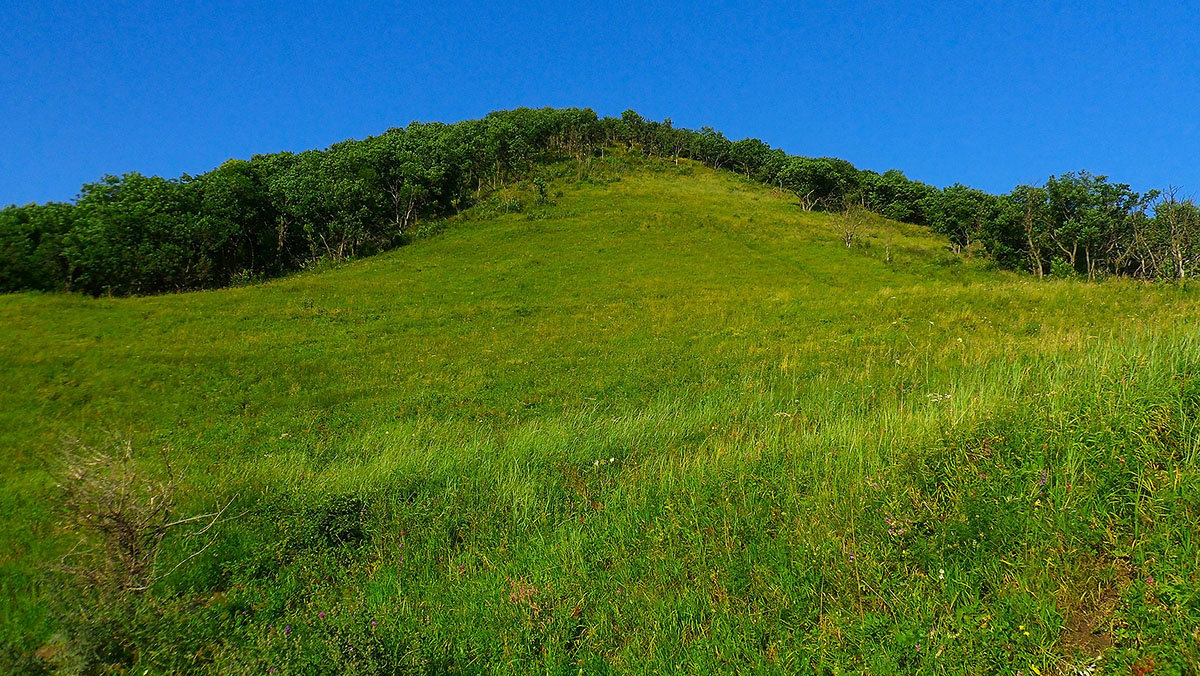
[[1, 157, 1198, 673]]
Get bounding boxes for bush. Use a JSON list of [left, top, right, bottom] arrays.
[[316, 494, 370, 548], [46, 440, 234, 671], [1051, 257, 1076, 278]]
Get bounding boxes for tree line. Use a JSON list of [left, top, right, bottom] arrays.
[[2, 107, 1198, 295]]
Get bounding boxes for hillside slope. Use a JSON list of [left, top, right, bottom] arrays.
[[2, 159, 1199, 673]]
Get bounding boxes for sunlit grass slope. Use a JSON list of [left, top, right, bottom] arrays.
[[2, 157, 1199, 673]]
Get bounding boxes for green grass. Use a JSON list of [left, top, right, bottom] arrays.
[[2, 156, 1200, 674]]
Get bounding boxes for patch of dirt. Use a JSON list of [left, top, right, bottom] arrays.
[[33, 637, 68, 668], [1131, 655, 1157, 676], [1056, 554, 1132, 660]]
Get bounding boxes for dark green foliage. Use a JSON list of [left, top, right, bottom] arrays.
[[921, 183, 1000, 253], [860, 169, 937, 225], [0, 202, 72, 291], [65, 173, 215, 295], [728, 138, 773, 179], [1137, 193, 1200, 279], [777, 156, 861, 210], [316, 495, 369, 548]]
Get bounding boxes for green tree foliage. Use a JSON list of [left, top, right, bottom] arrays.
[[0, 201, 73, 291], [777, 157, 859, 210], [1132, 191, 1200, 279], [861, 169, 937, 225], [1, 107, 1196, 295], [729, 138, 773, 179], [921, 184, 999, 254], [65, 173, 216, 295], [690, 127, 732, 169]]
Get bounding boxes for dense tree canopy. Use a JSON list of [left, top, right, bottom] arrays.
[[1, 107, 1195, 295]]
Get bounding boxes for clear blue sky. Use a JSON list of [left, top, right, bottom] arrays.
[[2, 0, 1197, 206]]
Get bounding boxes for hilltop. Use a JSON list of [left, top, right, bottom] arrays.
[[4, 108, 1196, 300], [2, 157, 1199, 673]]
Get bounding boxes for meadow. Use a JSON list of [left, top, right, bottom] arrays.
[[2, 156, 1199, 673]]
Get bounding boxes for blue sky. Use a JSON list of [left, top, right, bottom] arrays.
[[2, 0, 1197, 206]]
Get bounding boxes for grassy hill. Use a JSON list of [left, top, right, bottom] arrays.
[[2, 156, 1199, 673]]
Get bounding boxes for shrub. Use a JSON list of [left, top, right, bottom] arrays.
[[1051, 257, 1076, 278], [47, 440, 234, 671]]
